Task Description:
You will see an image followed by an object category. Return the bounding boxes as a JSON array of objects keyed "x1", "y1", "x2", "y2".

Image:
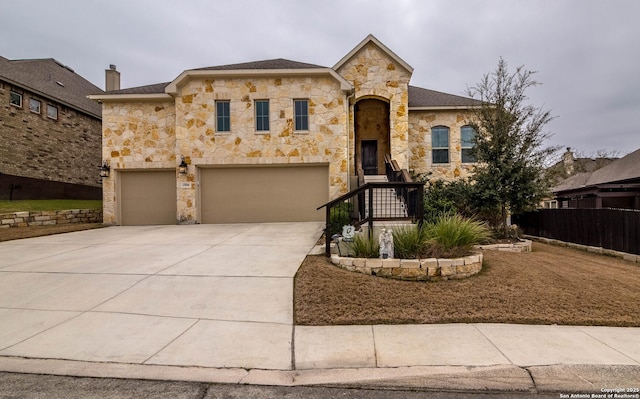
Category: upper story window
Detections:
[
  {"x1": 29, "y1": 98, "x2": 41, "y2": 114},
  {"x1": 294, "y1": 99, "x2": 309, "y2": 131},
  {"x1": 9, "y1": 91, "x2": 22, "y2": 107},
  {"x1": 431, "y1": 126, "x2": 449, "y2": 164},
  {"x1": 461, "y1": 125, "x2": 477, "y2": 163},
  {"x1": 255, "y1": 100, "x2": 269, "y2": 131},
  {"x1": 216, "y1": 100, "x2": 230, "y2": 132},
  {"x1": 46, "y1": 104, "x2": 58, "y2": 120}
]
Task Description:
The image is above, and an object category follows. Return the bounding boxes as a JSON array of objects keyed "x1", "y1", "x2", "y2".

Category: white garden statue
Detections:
[{"x1": 379, "y1": 228, "x2": 394, "y2": 259}]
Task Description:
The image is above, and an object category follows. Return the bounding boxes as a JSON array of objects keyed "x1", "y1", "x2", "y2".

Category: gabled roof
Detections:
[
  {"x1": 194, "y1": 58, "x2": 326, "y2": 71},
  {"x1": 408, "y1": 85, "x2": 483, "y2": 109},
  {"x1": 553, "y1": 147, "x2": 640, "y2": 193},
  {"x1": 0, "y1": 57, "x2": 103, "y2": 118},
  {"x1": 333, "y1": 34, "x2": 414, "y2": 74}
]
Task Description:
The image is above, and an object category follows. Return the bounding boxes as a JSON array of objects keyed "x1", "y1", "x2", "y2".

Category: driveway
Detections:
[{"x1": 0, "y1": 223, "x2": 324, "y2": 370}]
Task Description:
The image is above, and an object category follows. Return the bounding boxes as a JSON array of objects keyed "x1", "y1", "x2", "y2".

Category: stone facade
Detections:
[
  {"x1": 93, "y1": 35, "x2": 480, "y2": 225},
  {"x1": 408, "y1": 110, "x2": 476, "y2": 180},
  {"x1": 0, "y1": 74, "x2": 102, "y2": 200},
  {"x1": 335, "y1": 41, "x2": 412, "y2": 170}
]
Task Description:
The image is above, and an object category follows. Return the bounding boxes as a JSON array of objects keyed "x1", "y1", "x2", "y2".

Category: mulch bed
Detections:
[{"x1": 294, "y1": 242, "x2": 640, "y2": 327}]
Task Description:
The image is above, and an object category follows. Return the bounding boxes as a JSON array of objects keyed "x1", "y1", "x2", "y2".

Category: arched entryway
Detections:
[{"x1": 354, "y1": 98, "x2": 390, "y2": 175}]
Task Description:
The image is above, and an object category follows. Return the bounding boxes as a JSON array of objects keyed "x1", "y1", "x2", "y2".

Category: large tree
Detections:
[{"x1": 466, "y1": 58, "x2": 559, "y2": 236}]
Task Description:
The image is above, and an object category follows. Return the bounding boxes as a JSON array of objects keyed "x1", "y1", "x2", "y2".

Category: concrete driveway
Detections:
[{"x1": 0, "y1": 223, "x2": 324, "y2": 370}]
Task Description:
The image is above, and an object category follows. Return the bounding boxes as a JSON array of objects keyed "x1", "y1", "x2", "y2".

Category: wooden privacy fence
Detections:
[{"x1": 513, "y1": 208, "x2": 640, "y2": 255}]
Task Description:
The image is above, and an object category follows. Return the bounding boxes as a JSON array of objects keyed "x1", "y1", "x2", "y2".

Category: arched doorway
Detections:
[{"x1": 354, "y1": 98, "x2": 390, "y2": 175}]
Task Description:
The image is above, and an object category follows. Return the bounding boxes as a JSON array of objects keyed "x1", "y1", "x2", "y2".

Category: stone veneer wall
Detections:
[
  {"x1": 408, "y1": 110, "x2": 476, "y2": 180},
  {"x1": 335, "y1": 42, "x2": 411, "y2": 171},
  {"x1": 330, "y1": 252, "x2": 483, "y2": 282},
  {"x1": 101, "y1": 101, "x2": 176, "y2": 224},
  {"x1": 101, "y1": 75, "x2": 349, "y2": 224},
  {"x1": 0, "y1": 209, "x2": 102, "y2": 228},
  {"x1": 0, "y1": 82, "x2": 102, "y2": 189}
]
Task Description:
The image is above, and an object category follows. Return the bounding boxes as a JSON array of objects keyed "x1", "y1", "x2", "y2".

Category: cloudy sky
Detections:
[{"x1": 3, "y1": 0, "x2": 639, "y2": 158}]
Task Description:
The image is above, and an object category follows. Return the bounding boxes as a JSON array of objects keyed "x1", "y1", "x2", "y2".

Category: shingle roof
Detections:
[
  {"x1": 408, "y1": 85, "x2": 482, "y2": 108},
  {"x1": 0, "y1": 57, "x2": 103, "y2": 118},
  {"x1": 193, "y1": 58, "x2": 326, "y2": 71},
  {"x1": 553, "y1": 147, "x2": 640, "y2": 192},
  {"x1": 106, "y1": 82, "x2": 170, "y2": 95}
]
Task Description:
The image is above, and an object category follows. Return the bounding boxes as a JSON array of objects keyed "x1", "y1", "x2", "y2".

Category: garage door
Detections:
[
  {"x1": 119, "y1": 170, "x2": 177, "y2": 225},
  {"x1": 200, "y1": 165, "x2": 328, "y2": 223}
]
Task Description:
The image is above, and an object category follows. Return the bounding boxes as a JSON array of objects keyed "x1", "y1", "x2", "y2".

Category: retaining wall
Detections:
[
  {"x1": 0, "y1": 209, "x2": 102, "y2": 228},
  {"x1": 330, "y1": 252, "x2": 483, "y2": 282}
]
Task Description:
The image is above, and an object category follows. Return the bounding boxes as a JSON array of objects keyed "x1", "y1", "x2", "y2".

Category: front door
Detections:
[{"x1": 362, "y1": 140, "x2": 378, "y2": 175}]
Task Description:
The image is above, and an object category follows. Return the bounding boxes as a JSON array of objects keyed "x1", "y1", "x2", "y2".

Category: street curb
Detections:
[{"x1": 1, "y1": 357, "x2": 638, "y2": 393}]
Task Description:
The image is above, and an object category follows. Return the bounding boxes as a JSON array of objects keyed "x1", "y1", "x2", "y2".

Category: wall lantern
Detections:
[
  {"x1": 99, "y1": 161, "x2": 110, "y2": 178},
  {"x1": 178, "y1": 156, "x2": 188, "y2": 175}
]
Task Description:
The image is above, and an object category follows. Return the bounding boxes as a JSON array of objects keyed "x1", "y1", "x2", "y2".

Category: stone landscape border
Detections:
[
  {"x1": 0, "y1": 209, "x2": 103, "y2": 229},
  {"x1": 475, "y1": 239, "x2": 532, "y2": 253},
  {"x1": 330, "y1": 252, "x2": 483, "y2": 281},
  {"x1": 525, "y1": 235, "x2": 639, "y2": 263}
]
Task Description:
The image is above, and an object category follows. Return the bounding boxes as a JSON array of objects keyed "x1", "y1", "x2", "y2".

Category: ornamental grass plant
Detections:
[
  {"x1": 346, "y1": 232, "x2": 380, "y2": 258},
  {"x1": 423, "y1": 214, "x2": 490, "y2": 258},
  {"x1": 391, "y1": 225, "x2": 429, "y2": 259}
]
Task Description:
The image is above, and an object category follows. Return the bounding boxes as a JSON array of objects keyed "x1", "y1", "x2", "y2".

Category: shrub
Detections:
[
  {"x1": 392, "y1": 225, "x2": 429, "y2": 259},
  {"x1": 329, "y1": 202, "x2": 352, "y2": 236},
  {"x1": 423, "y1": 214, "x2": 490, "y2": 258},
  {"x1": 347, "y1": 232, "x2": 380, "y2": 258}
]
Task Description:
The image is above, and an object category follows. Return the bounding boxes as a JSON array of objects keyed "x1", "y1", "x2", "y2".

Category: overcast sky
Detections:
[{"x1": 3, "y1": 0, "x2": 639, "y2": 158}]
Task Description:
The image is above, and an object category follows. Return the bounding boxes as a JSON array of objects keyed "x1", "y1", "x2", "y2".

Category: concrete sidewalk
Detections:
[{"x1": 0, "y1": 224, "x2": 638, "y2": 393}]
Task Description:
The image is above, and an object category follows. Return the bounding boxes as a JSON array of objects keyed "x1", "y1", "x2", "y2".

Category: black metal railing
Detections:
[{"x1": 317, "y1": 181, "x2": 424, "y2": 256}]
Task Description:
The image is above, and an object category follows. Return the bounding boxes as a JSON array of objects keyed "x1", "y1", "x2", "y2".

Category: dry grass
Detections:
[
  {"x1": 294, "y1": 242, "x2": 640, "y2": 327},
  {"x1": 0, "y1": 223, "x2": 104, "y2": 242}
]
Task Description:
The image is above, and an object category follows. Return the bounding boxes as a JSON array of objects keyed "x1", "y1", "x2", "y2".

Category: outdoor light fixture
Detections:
[
  {"x1": 99, "y1": 161, "x2": 110, "y2": 178},
  {"x1": 178, "y1": 156, "x2": 188, "y2": 175}
]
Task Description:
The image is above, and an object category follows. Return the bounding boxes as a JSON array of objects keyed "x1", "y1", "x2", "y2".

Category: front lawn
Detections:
[
  {"x1": 294, "y1": 242, "x2": 640, "y2": 326},
  {"x1": 0, "y1": 200, "x2": 102, "y2": 213}
]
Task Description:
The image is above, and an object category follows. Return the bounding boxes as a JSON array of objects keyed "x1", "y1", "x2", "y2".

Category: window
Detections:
[
  {"x1": 294, "y1": 99, "x2": 309, "y2": 131},
  {"x1": 29, "y1": 98, "x2": 41, "y2": 114},
  {"x1": 461, "y1": 125, "x2": 477, "y2": 163},
  {"x1": 216, "y1": 100, "x2": 230, "y2": 132},
  {"x1": 255, "y1": 100, "x2": 269, "y2": 131},
  {"x1": 46, "y1": 104, "x2": 58, "y2": 120},
  {"x1": 431, "y1": 126, "x2": 449, "y2": 164},
  {"x1": 9, "y1": 91, "x2": 22, "y2": 107}
]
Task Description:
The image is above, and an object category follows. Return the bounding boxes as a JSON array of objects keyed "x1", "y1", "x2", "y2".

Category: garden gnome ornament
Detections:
[{"x1": 379, "y1": 228, "x2": 394, "y2": 259}]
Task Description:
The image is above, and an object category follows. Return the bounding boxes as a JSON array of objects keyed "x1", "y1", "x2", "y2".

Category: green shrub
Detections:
[
  {"x1": 329, "y1": 202, "x2": 352, "y2": 236},
  {"x1": 423, "y1": 214, "x2": 490, "y2": 258},
  {"x1": 392, "y1": 225, "x2": 428, "y2": 259},
  {"x1": 347, "y1": 232, "x2": 380, "y2": 258}
]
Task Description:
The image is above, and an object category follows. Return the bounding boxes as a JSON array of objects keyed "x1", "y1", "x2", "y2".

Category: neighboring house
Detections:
[
  {"x1": 543, "y1": 147, "x2": 618, "y2": 208},
  {"x1": 0, "y1": 56, "x2": 104, "y2": 200},
  {"x1": 553, "y1": 147, "x2": 640, "y2": 209},
  {"x1": 90, "y1": 34, "x2": 481, "y2": 225}
]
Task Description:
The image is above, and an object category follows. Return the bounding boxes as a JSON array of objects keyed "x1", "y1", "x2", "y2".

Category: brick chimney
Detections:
[{"x1": 105, "y1": 64, "x2": 120, "y2": 91}]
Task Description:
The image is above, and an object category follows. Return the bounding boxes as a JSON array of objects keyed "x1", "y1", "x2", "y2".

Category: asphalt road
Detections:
[{"x1": 0, "y1": 372, "x2": 563, "y2": 399}]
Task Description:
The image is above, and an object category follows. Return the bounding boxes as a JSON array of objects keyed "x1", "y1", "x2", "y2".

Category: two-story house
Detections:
[
  {"x1": 0, "y1": 56, "x2": 103, "y2": 200},
  {"x1": 90, "y1": 35, "x2": 481, "y2": 225}
]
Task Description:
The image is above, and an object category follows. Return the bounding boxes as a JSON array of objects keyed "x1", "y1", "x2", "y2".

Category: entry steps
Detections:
[{"x1": 362, "y1": 175, "x2": 408, "y2": 218}]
